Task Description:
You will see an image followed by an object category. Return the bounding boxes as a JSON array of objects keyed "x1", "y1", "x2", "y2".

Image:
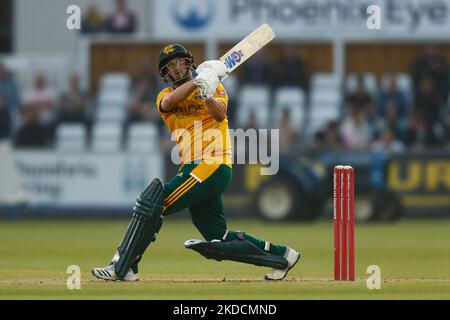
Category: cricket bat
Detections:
[{"x1": 220, "y1": 23, "x2": 276, "y2": 73}]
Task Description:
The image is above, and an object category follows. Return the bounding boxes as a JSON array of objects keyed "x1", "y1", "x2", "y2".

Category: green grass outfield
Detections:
[{"x1": 0, "y1": 218, "x2": 449, "y2": 299}]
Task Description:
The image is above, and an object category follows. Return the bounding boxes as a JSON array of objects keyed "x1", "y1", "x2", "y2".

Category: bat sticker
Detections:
[{"x1": 223, "y1": 50, "x2": 244, "y2": 69}]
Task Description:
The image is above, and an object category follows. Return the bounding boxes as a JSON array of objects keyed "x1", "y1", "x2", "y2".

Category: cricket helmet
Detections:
[{"x1": 158, "y1": 44, "x2": 196, "y2": 84}]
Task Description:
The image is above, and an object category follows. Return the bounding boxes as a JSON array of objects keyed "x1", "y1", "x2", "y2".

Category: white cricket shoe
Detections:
[
  {"x1": 91, "y1": 264, "x2": 139, "y2": 282},
  {"x1": 264, "y1": 247, "x2": 300, "y2": 281}
]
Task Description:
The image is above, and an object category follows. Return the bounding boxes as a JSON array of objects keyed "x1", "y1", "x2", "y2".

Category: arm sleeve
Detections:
[
  {"x1": 213, "y1": 84, "x2": 228, "y2": 107},
  {"x1": 156, "y1": 89, "x2": 170, "y2": 113}
]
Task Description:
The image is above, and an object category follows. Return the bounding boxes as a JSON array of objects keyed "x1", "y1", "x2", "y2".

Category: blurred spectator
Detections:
[
  {"x1": 222, "y1": 74, "x2": 238, "y2": 126},
  {"x1": 15, "y1": 105, "x2": 51, "y2": 148},
  {"x1": 237, "y1": 112, "x2": 260, "y2": 161},
  {"x1": 240, "y1": 51, "x2": 272, "y2": 85},
  {"x1": 372, "y1": 126, "x2": 405, "y2": 153},
  {"x1": 133, "y1": 58, "x2": 160, "y2": 94},
  {"x1": 413, "y1": 45, "x2": 449, "y2": 105},
  {"x1": 134, "y1": 58, "x2": 164, "y2": 121},
  {"x1": 125, "y1": 59, "x2": 162, "y2": 134},
  {"x1": 56, "y1": 73, "x2": 91, "y2": 130},
  {"x1": 378, "y1": 75, "x2": 409, "y2": 117},
  {"x1": 404, "y1": 112, "x2": 438, "y2": 149},
  {"x1": 23, "y1": 73, "x2": 57, "y2": 126},
  {"x1": 0, "y1": 94, "x2": 11, "y2": 139},
  {"x1": 374, "y1": 101, "x2": 408, "y2": 142},
  {"x1": 323, "y1": 120, "x2": 344, "y2": 150},
  {"x1": 126, "y1": 77, "x2": 159, "y2": 128},
  {"x1": 272, "y1": 46, "x2": 309, "y2": 91},
  {"x1": 309, "y1": 121, "x2": 345, "y2": 153},
  {"x1": 159, "y1": 126, "x2": 176, "y2": 153},
  {"x1": 310, "y1": 121, "x2": 344, "y2": 152},
  {"x1": 278, "y1": 108, "x2": 300, "y2": 154},
  {"x1": 244, "y1": 112, "x2": 259, "y2": 131},
  {"x1": 414, "y1": 77, "x2": 442, "y2": 127},
  {"x1": 444, "y1": 103, "x2": 450, "y2": 145},
  {"x1": 340, "y1": 107, "x2": 372, "y2": 150},
  {"x1": 345, "y1": 76, "x2": 374, "y2": 117},
  {"x1": 0, "y1": 63, "x2": 21, "y2": 113},
  {"x1": 311, "y1": 131, "x2": 326, "y2": 153},
  {"x1": 106, "y1": 0, "x2": 137, "y2": 34},
  {"x1": 81, "y1": 5, "x2": 105, "y2": 34}
]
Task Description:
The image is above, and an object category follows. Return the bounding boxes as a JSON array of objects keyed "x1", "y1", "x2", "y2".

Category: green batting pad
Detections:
[
  {"x1": 185, "y1": 239, "x2": 288, "y2": 270},
  {"x1": 114, "y1": 178, "x2": 165, "y2": 278}
]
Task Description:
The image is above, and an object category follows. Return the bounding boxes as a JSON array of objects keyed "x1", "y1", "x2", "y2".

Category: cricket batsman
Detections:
[{"x1": 92, "y1": 44, "x2": 300, "y2": 282}]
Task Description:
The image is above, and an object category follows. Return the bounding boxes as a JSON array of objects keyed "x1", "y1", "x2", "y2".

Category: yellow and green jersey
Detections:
[{"x1": 156, "y1": 84, "x2": 232, "y2": 182}]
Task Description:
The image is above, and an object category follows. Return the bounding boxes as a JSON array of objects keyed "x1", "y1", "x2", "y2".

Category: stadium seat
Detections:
[
  {"x1": 311, "y1": 88, "x2": 341, "y2": 106},
  {"x1": 236, "y1": 85, "x2": 270, "y2": 128},
  {"x1": 31, "y1": 55, "x2": 72, "y2": 91},
  {"x1": 3, "y1": 56, "x2": 31, "y2": 70},
  {"x1": 312, "y1": 73, "x2": 341, "y2": 90},
  {"x1": 309, "y1": 85, "x2": 342, "y2": 135},
  {"x1": 222, "y1": 74, "x2": 238, "y2": 99},
  {"x1": 100, "y1": 73, "x2": 131, "y2": 91},
  {"x1": 56, "y1": 124, "x2": 87, "y2": 152},
  {"x1": 346, "y1": 73, "x2": 378, "y2": 95},
  {"x1": 127, "y1": 123, "x2": 158, "y2": 152},
  {"x1": 308, "y1": 104, "x2": 341, "y2": 135},
  {"x1": 98, "y1": 88, "x2": 129, "y2": 107},
  {"x1": 395, "y1": 73, "x2": 413, "y2": 95},
  {"x1": 2, "y1": 56, "x2": 33, "y2": 90},
  {"x1": 273, "y1": 87, "x2": 305, "y2": 128},
  {"x1": 381, "y1": 73, "x2": 414, "y2": 105},
  {"x1": 345, "y1": 74, "x2": 357, "y2": 93},
  {"x1": 381, "y1": 73, "x2": 412, "y2": 93},
  {"x1": 364, "y1": 73, "x2": 378, "y2": 94},
  {"x1": 92, "y1": 124, "x2": 122, "y2": 152},
  {"x1": 96, "y1": 106, "x2": 126, "y2": 123}
]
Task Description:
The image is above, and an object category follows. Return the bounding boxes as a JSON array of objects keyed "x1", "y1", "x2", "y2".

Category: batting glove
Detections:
[
  {"x1": 196, "y1": 60, "x2": 229, "y2": 82},
  {"x1": 194, "y1": 69, "x2": 220, "y2": 101}
]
